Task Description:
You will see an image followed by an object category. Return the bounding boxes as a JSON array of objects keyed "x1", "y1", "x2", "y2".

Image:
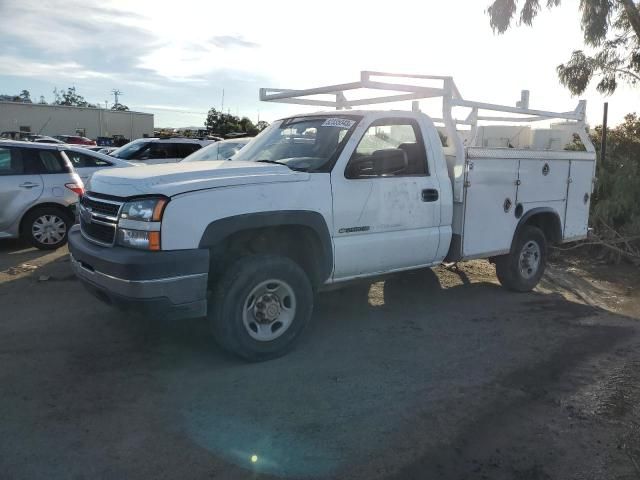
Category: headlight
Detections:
[
  {"x1": 117, "y1": 228, "x2": 161, "y2": 250},
  {"x1": 117, "y1": 197, "x2": 167, "y2": 250},
  {"x1": 120, "y1": 197, "x2": 167, "y2": 222}
]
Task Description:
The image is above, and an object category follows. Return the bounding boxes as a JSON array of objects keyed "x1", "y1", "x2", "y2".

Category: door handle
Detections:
[
  {"x1": 421, "y1": 188, "x2": 439, "y2": 202},
  {"x1": 19, "y1": 182, "x2": 40, "y2": 189}
]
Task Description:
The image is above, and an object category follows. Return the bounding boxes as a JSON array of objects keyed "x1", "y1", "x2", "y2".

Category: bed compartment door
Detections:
[
  {"x1": 462, "y1": 159, "x2": 519, "y2": 257},
  {"x1": 517, "y1": 159, "x2": 570, "y2": 203},
  {"x1": 564, "y1": 160, "x2": 594, "y2": 240}
]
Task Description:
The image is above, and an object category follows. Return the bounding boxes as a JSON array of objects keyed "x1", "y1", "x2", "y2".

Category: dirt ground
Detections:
[{"x1": 1, "y1": 240, "x2": 639, "y2": 480}]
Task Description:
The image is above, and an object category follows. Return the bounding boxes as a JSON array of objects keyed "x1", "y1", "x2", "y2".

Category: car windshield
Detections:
[
  {"x1": 110, "y1": 139, "x2": 148, "y2": 159},
  {"x1": 182, "y1": 140, "x2": 249, "y2": 162},
  {"x1": 232, "y1": 116, "x2": 360, "y2": 171}
]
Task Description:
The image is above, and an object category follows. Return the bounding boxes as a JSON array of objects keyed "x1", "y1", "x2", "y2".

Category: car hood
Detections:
[{"x1": 88, "y1": 160, "x2": 308, "y2": 197}]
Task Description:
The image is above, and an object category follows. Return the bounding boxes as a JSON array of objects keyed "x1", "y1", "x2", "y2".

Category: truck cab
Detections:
[{"x1": 68, "y1": 72, "x2": 596, "y2": 361}]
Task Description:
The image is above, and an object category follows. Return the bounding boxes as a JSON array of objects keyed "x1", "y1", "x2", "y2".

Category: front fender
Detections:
[{"x1": 199, "y1": 210, "x2": 333, "y2": 282}]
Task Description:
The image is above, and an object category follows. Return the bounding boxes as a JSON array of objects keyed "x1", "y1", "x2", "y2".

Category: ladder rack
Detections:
[{"x1": 260, "y1": 71, "x2": 587, "y2": 122}]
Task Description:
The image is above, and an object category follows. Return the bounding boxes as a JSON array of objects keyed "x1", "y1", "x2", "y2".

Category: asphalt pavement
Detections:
[{"x1": 1, "y1": 241, "x2": 639, "y2": 479}]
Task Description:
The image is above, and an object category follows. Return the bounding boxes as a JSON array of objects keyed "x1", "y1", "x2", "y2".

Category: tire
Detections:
[
  {"x1": 209, "y1": 254, "x2": 314, "y2": 361},
  {"x1": 495, "y1": 225, "x2": 547, "y2": 292},
  {"x1": 22, "y1": 206, "x2": 73, "y2": 250}
]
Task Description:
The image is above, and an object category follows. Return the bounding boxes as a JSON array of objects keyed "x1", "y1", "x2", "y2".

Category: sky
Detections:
[{"x1": 0, "y1": 0, "x2": 637, "y2": 128}]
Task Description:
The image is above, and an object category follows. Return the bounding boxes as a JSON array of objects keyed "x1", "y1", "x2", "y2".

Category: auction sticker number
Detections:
[{"x1": 322, "y1": 118, "x2": 356, "y2": 129}]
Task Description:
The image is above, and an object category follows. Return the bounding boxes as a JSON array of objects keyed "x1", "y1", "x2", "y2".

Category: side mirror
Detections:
[{"x1": 347, "y1": 148, "x2": 408, "y2": 178}]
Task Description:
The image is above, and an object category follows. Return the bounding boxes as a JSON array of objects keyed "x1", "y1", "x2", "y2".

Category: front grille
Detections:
[
  {"x1": 79, "y1": 194, "x2": 123, "y2": 246},
  {"x1": 80, "y1": 217, "x2": 116, "y2": 245},
  {"x1": 81, "y1": 196, "x2": 119, "y2": 218}
]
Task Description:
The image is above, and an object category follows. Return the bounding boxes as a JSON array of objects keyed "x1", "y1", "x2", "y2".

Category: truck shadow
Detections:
[{"x1": 119, "y1": 267, "x2": 502, "y2": 363}]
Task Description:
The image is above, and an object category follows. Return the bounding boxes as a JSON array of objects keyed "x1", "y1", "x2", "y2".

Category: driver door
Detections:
[{"x1": 331, "y1": 118, "x2": 442, "y2": 280}]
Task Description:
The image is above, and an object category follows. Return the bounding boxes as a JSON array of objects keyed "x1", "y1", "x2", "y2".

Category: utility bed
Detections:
[{"x1": 449, "y1": 146, "x2": 595, "y2": 260}]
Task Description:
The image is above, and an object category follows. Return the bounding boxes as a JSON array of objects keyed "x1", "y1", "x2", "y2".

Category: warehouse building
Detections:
[{"x1": 0, "y1": 102, "x2": 153, "y2": 140}]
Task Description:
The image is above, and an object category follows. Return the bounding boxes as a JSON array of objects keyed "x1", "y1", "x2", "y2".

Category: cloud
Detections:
[
  {"x1": 0, "y1": 0, "x2": 148, "y2": 54},
  {"x1": 0, "y1": 0, "x2": 266, "y2": 92},
  {"x1": 0, "y1": 53, "x2": 169, "y2": 92},
  {"x1": 0, "y1": 55, "x2": 112, "y2": 80},
  {"x1": 0, "y1": 0, "x2": 161, "y2": 85},
  {"x1": 208, "y1": 35, "x2": 259, "y2": 49}
]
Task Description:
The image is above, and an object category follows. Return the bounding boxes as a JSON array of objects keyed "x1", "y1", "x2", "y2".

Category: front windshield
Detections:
[
  {"x1": 232, "y1": 116, "x2": 360, "y2": 171},
  {"x1": 110, "y1": 139, "x2": 148, "y2": 159},
  {"x1": 182, "y1": 141, "x2": 248, "y2": 162}
]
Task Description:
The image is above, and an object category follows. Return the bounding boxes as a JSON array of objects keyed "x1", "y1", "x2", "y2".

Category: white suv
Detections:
[{"x1": 109, "y1": 138, "x2": 214, "y2": 164}]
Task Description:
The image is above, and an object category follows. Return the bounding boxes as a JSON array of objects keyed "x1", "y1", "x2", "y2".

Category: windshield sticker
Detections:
[{"x1": 321, "y1": 118, "x2": 356, "y2": 129}]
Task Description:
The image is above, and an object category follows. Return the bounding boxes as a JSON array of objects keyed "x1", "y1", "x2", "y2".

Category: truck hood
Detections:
[{"x1": 88, "y1": 160, "x2": 309, "y2": 197}]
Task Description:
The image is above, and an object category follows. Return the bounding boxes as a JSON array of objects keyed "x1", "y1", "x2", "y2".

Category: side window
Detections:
[
  {"x1": 346, "y1": 119, "x2": 428, "y2": 179},
  {"x1": 66, "y1": 151, "x2": 111, "y2": 168},
  {"x1": 22, "y1": 150, "x2": 69, "y2": 174},
  {"x1": 175, "y1": 143, "x2": 201, "y2": 158},
  {"x1": 38, "y1": 151, "x2": 66, "y2": 173},
  {"x1": 0, "y1": 148, "x2": 24, "y2": 175},
  {"x1": 135, "y1": 143, "x2": 179, "y2": 160}
]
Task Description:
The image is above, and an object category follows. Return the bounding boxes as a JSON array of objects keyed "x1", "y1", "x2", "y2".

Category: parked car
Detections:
[
  {"x1": 109, "y1": 137, "x2": 214, "y2": 164},
  {"x1": 97, "y1": 147, "x2": 117, "y2": 155},
  {"x1": 96, "y1": 135, "x2": 130, "y2": 148},
  {"x1": 26, "y1": 135, "x2": 65, "y2": 144},
  {"x1": 68, "y1": 73, "x2": 596, "y2": 361},
  {"x1": 181, "y1": 137, "x2": 252, "y2": 162},
  {"x1": 1, "y1": 131, "x2": 26, "y2": 140},
  {"x1": 61, "y1": 146, "x2": 141, "y2": 186},
  {"x1": 0, "y1": 140, "x2": 83, "y2": 249},
  {"x1": 54, "y1": 135, "x2": 97, "y2": 146}
]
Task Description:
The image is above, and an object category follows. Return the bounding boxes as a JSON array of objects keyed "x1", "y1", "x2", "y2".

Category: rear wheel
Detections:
[
  {"x1": 209, "y1": 254, "x2": 314, "y2": 361},
  {"x1": 23, "y1": 207, "x2": 72, "y2": 250},
  {"x1": 496, "y1": 225, "x2": 547, "y2": 292}
]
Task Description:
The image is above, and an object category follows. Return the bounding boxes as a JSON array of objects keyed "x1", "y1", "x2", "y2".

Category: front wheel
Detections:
[
  {"x1": 209, "y1": 255, "x2": 314, "y2": 361},
  {"x1": 495, "y1": 225, "x2": 547, "y2": 292},
  {"x1": 23, "y1": 207, "x2": 72, "y2": 250}
]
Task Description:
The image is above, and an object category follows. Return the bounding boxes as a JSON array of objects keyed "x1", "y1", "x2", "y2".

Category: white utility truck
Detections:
[{"x1": 69, "y1": 72, "x2": 596, "y2": 361}]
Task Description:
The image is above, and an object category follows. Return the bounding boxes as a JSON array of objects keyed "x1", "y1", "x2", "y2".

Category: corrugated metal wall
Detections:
[{"x1": 0, "y1": 102, "x2": 154, "y2": 139}]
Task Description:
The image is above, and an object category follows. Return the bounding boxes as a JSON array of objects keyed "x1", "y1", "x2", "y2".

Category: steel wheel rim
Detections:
[
  {"x1": 519, "y1": 240, "x2": 541, "y2": 279},
  {"x1": 242, "y1": 279, "x2": 297, "y2": 342},
  {"x1": 32, "y1": 214, "x2": 66, "y2": 245}
]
